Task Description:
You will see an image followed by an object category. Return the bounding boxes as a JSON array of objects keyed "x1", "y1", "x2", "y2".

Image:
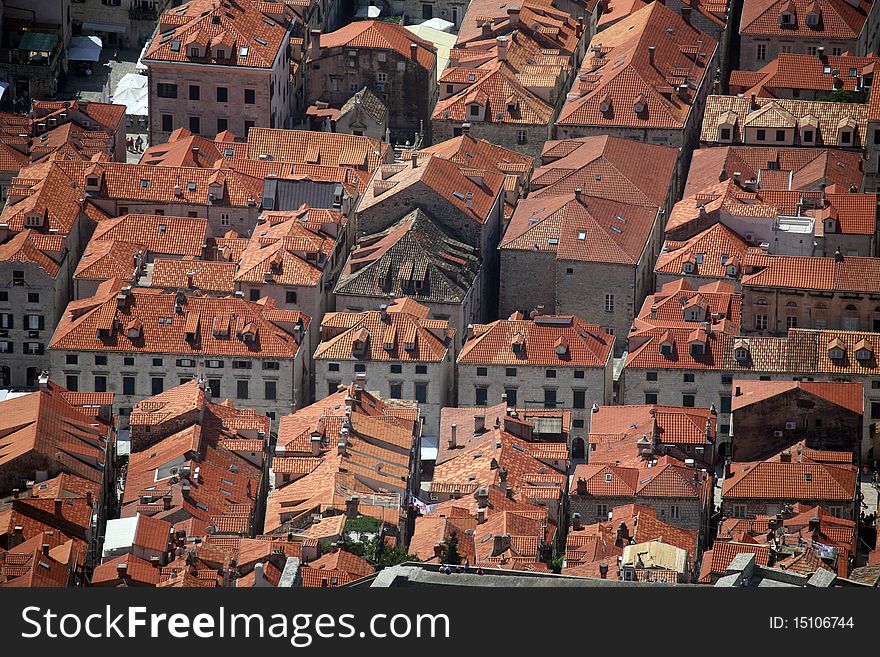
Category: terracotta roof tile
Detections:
[{"x1": 740, "y1": 0, "x2": 871, "y2": 39}]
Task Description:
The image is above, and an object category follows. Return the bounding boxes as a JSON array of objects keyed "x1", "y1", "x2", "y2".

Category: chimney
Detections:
[
  {"x1": 648, "y1": 46, "x2": 656, "y2": 66},
  {"x1": 474, "y1": 415, "x2": 485, "y2": 434},
  {"x1": 309, "y1": 30, "x2": 321, "y2": 57},
  {"x1": 615, "y1": 521, "x2": 630, "y2": 547},
  {"x1": 54, "y1": 499, "x2": 63, "y2": 518},
  {"x1": 507, "y1": 6, "x2": 521, "y2": 26},
  {"x1": 817, "y1": 46, "x2": 826, "y2": 62},
  {"x1": 42, "y1": 543, "x2": 50, "y2": 557},
  {"x1": 735, "y1": 386, "x2": 742, "y2": 397},
  {"x1": 116, "y1": 563, "x2": 129, "y2": 580},
  {"x1": 496, "y1": 36, "x2": 508, "y2": 62},
  {"x1": 337, "y1": 427, "x2": 349, "y2": 455},
  {"x1": 681, "y1": 6, "x2": 691, "y2": 23},
  {"x1": 492, "y1": 533, "x2": 511, "y2": 556},
  {"x1": 86, "y1": 491, "x2": 93, "y2": 508},
  {"x1": 448, "y1": 423, "x2": 458, "y2": 449},
  {"x1": 572, "y1": 512, "x2": 582, "y2": 531},
  {"x1": 574, "y1": 187, "x2": 582, "y2": 202},
  {"x1": 724, "y1": 459, "x2": 732, "y2": 478},
  {"x1": 650, "y1": 304, "x2": 658, "y2": 320},
  {"x1": 598, "y1": 563, "x2": 609, "y2": 579},
  {"x1": 476, "y1": 487, "x2": 489, "y2": 508},
  {"x1": 476, "y1": 507, "x2": 486, "y2": 523},
  {"x1": 410, "y1": 151, "x2": 418, "y2": 168},
  {"x1": 11, "y1": 525, "x2": 24, "y2": 547},
  {"x1": 576, "y1": 477, "x2": 587, "y2": 494},
  {"x1": 461, "y1": 122, "x2": 471, "y2": 135},
  {"x1": 187, "y1": 271, "x2": 195, "y2": 288},
  {"x1": 779, "y1": 451, "x2": 792, "y2": 463},
  {"x1": 410, "y1": 43, "x2": 418, "y2": 60},
  {"x1": 750, "y1": 92, "x2": 757, "y2": 109},
  {"x1": 808, "y1": 516, "x2": 821, "y2": 533},
  {"x1": 481, "y1": 21, "x2": 491, "y2": 37},
  {"x1": 834, "y1": 247, "x2": 844, "y2": 263},
  {"x1": 465, "y1": 191, "x2": 474, "y2": 210},
  {"x1": 38, "y1": 371, "x2": 50, "y2": 391},
  {"x1": 345, "y1": 496, "x2": 359, "y2": 519}
]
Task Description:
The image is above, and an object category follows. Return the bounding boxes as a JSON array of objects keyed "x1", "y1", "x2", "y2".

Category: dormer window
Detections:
[
  {"x1": 856, "y1": 347, "x2": 872, "y2": 361},
  {"x1": 779, "y1": 11, "x2": 794, "y2": 26},
  {"x1": 806, "y1": 11, "x2": 820, "y2": 27},
  {"x1": 718, "y1": 126, "x2": 732, "y2": 141},
  {"x1": 660, "y1": 342, "x2": 673, "y2": 357},
  {"x1": 633, "y1": 93, "x2": 647, "y2": 114},
  {"x1": 690, "y1": 343, "x2": 705, "y2": 357},
  {"x1": 734, "y1": 346, "x2": 749, "y2": 362},
  {"x1": 726, "y1": 264, "x2": 738, "y2": 277},
  {"x1": 683, "y1": 261, "x2": 695, "y2": 274},
  {"x1": 829, "y1": 347, "x2": 845, "y2": 360},
  {"x1": 87, "y1": 176, "x2": 99, "y2": 187},
  {"x1": 468, "y1": 104, "x2": 480, "y2": 117},
  {"x1": 216, "y1": 49, "x2": 225, "y2": 59},
  {"x1": 599, "y1": 94, "x2": 612, "y2": 113},
  {"x1": 839, "y1": 129, "x2": 853, "y2": 145},
  {"x1": 189, "y1": 47, "x2": 200, "y2": 57}
]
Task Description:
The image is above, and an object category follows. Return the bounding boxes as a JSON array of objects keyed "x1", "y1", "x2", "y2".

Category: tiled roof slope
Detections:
[
  {"x1": 246, "y1": 129, "x2": 390, "y2": 170},
  {"x1": 683, "y1": 147, "x2": 865, "y2": 196},
  {"x1": 655, "y1": 223, "x2": 752, "y2": 281},
  {"x1": 416, "y1": 134, "x2": 535, "y2": 176},
  {"x1": 741, "y1": 252, "x2": 880, "y2": 292},
  {"x1": 315, "y1": 300, "x2": 452, "y2": 362},
  {"x1": 571, "y1": 456, "x2": 704, "y2": 499},
  {"x1": 500, "y1": 193, "x2": 659, "y2": 265},
  {"x1": 49, "y1": 284, "x2": 308, "y2": 358},
  {"x1": 458, "y1": 313, "x2": 614, "y2": 366},
  {"x1": 334, "y1": 209, "x2": 479, "y2": 304},
  {"x1": 730, "y1": 54, "x2": 880, "y2": 96},
  {"x1": 740, "y1": 0, "x2": 872, "y2": 39},
  {"x1": 558, "y1": 2, "x2": 717, "y2": 129},
  {"x1": 730, "y1": 379, "x2": 863, "y2": 414},
  {"x1": 633, "y1": 279, "x2": 742, "y2": 333},
  {"x1": 0, "y1": 381, "x2": 110, "y2": 485},
  {"x1": 145, "y1": 0, "x2": 292, "y2": 68},
  {"x1": 149, "y1": 259, "x2": 237, "y2": 293},
  {"x1": 531, "y1": 136, "x2": 679, "y2": 208},
  {"x1": 723, "y1": 455, "x2": 857, "y2": 502},
  {"x1": 0, "y1": 230, "x2": 62, "y2": 278},
  {"x1": 320, "y1": 20, "x2": 436, "y2": 71}
]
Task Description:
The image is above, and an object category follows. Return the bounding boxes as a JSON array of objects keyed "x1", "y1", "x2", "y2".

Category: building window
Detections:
[
  {"x1": 415, "y1": 383, "x2": 428, "y2": 403},
  {"x1": 208, "y1": 379, "x2": 221, "y2": 398},
  {"x1": 66, "y1": 354, "x2": 79, "y2": 365},
  {"x1": 476, "y1": 366, "x2": 488, "y2": 376},
  {"x1": 596, "y1": 504, "x2": 608, "y2": 518},
  {"x1": 721, "y1": 375, "x2": 733, "y2": 385},
  {"x1": 390, "y1": 383, "x2": 402, "y2": 399},
  {"x1": 389, "y1": 364, "x2": 402, "y2": 374},
  {"x1": 720, "y1": 394, "x2": 732, "y2": 414},
  {"x1": 328, "y1": 381, "x2": 340, "y2": 395},
  {"x1": 682, "y1": 394, "x2": 695, "y2": 407},
  {"x1": 265, "y1": 381, "x2": 277, "y2": 400},
  {"x1": 604, "y1": 294, "x2": 614, "y2": 313},
  {"x1": 670, "y1": 505, "x2": 680, "y2": 520},
  {"x1": 646, "y1": 371, "x2": 658, "y2": 382},
  {"x1": 377, "y1": 72, "x2": 387, "y2": 84},
  {"x1": 285, "y1": 291, "x2": 297, "y2": 304},
  {"x1": 573, "y1": 390, "x2": 586, "y2": 409},
  {"x1": 95, "y1": 354, "x2": 107, "y2": 366},
  {"x1": 544, "y1": 389, "x2": 557, "y2": 408},
  {"x1": 250, "y1": 289, "x2": 260, "y2": 301},
  {"x1": 27, "y1": 293, "x2": 39, "y2": 304},
  {"x1": 152, "y1": 358, "x2": 163, "y2": 367},
  {"x1": 217, "y1": 86, "x2": 228, "y2": 102},
  {"x1": 756, "y1": 44, "x2": 767, "y2": 60},
  {"x1": 189, "y1": 85, "x2": 200, "y2": 100},
  {"x1": 162, "y1": 114, "x2": 173, "y2": 132},
  {"x1": 573, "y1": 419, "x2": 584, "y2": 428},
  {"x1": 244, "y1": 89, "x2": 256, "y2": 104},
  {"x1": 124, "y1": 357, "x2": 135, "y2": 366},
  {"x1": 354, "y1": 363, "x2": 366, "y2": 373},
  {"x1": 122, "y1": 377, "x2": 136, "y2": 395},
  {"x1": 505, "y1": 388, "x2": 517, "y2": 406},
  {"x1": 94, "y1": 375, "x2": 107, "y2": 392},
  {"x1": 645, "y1": 392, "x2": 658, "y2": 404},
  {"x1": 245, "y1": 121, "x2": 255, "y2": 135},
  {"x1": 206, "y1": 360, "x2": 224, "y2": 368},
  {"x1": 151, "y1": 377, "x2": 164, "y2": 395},
  {"x1": 517, "y1": 130, "x2": 527, "y2": 144},
  {"x1": 0, "y1": 313, "x2": 12, "y2": 329},
  {"x1": 415, "y1": 365, "x2": 428, "y2": 374},
  {"x1": 719, "y1": 127, "x2": 731, "y2": 141},
  {"x1": 546, "y1": 369, "x2": 556, "y2": 378},
  {"x1": 731, "y1": 504, "x2": 747, "y2": 518},
  {"x1": 683, "y1": 373, "x2": 695, "y2": 383},
  {"x1": 574, "y1": 370, "x2": 585, "y2": 379},
  {"x1": 157, "y1": 83, "x2": 177, "y2": 98},
  {"x1": 475, "y1": 387, "x2": 488, "y2": 405},
  {"x1": 66, "y1": 375, "x2": 79, "y2": 391},
  {"x1": 756, "y1": 315, "x2": 768, "y2": 330},
  {"x1": 217, "y1": 118, "x2": 228, "y2": 133},
  {"x1": 237, "y1": 380, "x2": 249, "y2": 399},
  {"x1": 506, "y1": 367, "x2": 517, "y2": 377},
  {"x1": 756, "y1": 129, "x2": 766, "y2": 141},
  {"x1": 189, "y1": 116, "x2": 200, "y2": 134},
  {"x1": 786, "y1": 316, "x2": 798, "y2": 329},
  {"x1": 871, "y1": 402, "x2": 880, "y2": 419}
]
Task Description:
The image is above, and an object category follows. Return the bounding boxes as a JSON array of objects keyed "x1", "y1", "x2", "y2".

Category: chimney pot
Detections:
[
  {"x1": 598, "y1": 563, "x2": 609, "y2": 579},
  {"x1": 449, "y1": 423, "x2": 458, "y2": 448},
  {"x1": 572, "y1": 512, "x2": 582, "y2": 531},
  {"x1": 42, "y1": 543, "x2": 50, "y2": 556}
]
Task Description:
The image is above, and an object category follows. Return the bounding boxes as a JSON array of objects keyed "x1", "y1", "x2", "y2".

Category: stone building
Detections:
[
  {"x1": 740, "y1": 252, "x2": 880, "y2": 334},
  {"x1": 738, "y1": 0, "x2": 880, "y2": 72},
  {"x1": 334, "y1": 208, "x2": 481, "y2": 343},
  {"x1": 729, "y1": 380, "x2": 863, "y2": 460},
  {"x1": 457, "y1": 313, "x2": 614, "y2": 436},
  {"x1": 569, "y1": 456, "x2": 712, "y2": 533},
  {"x1": 721, "y1": 445, "x2": 859, "y2": 520},
  {"x1": 334, "y1": 88, "x2": 389, "y2": 140},
  {"x1": 556, "y1": 2, "x2": 718, "y2": 181},
  {"x1": 48, "y1": 282, "x2": 310, "y2": 423},
  {"x1": 305, "y1": 20, "x2": 437, "y2": 143},
  {"x1": 313, "y1": 298, "x2": 454, "y2": 436},
  {"x1": 143, "y1": 0, "x2": 297, "y2": 144}
]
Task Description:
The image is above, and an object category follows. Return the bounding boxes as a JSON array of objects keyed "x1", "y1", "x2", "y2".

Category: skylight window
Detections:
[
  {"x1": 577, "y1": 231, "x2": 586, "y2": 240},
  {"x1": 610, "y1": 225, "x2": 623, "y2": 234},
  {"x1": 254, "y1": 37, "x2": 268, "y2": 46},
  {"x1": 187, "y1": 182, "x2": 196, "y2": 191},
  {"x1": 614, "y1": 214, "x2": 626, "y2": 223},
  {"x1": 239, "y1": 46, "x2": 249, "y2": 57},
  {"x1": 140, "y1": 179, "x2": 149, "y2": 188}
]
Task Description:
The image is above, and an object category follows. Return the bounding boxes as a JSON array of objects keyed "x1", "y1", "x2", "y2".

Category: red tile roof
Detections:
[
  {"x1": 634, "y1": 278, "x2": 741, "y2": 333},
  {"x1": 50, "y1": 284, "x2": 307, "y2": 358},
  {"x1": 572, "y1": 456, "x2": 705, "y2": 499},
  {"x1": 730, "y1": 379, "x2": 863, "y2": 414},
  {"x1": 245, "y1": 129, "x2": 390, "y2": 170},
  {"x1": 558, "y1": 2, "x2": 717, "y2": 129},
  {"x1": 0, "y1": 230, "x2": 62, "y2": 278},
  {"x1": 740, "y1": 0, "x2": 871, "y2": 39},
  {"x1": 731, "y1": 54, "x2": 880, "y2": 96},
  {"x1": 149, "y1": 259, "x2": 236, "y2": 293},
  {"x1": 723, "y1": 455, "x2": 857, "y2": 502},
  {"x1": 92, "y1": 554, "x2": 160, "y2": 587},
  {"x1": 319, "y1": 20, "x2": 436, "y2": 71},
  {"x1": 145, "y1": 0, "x2": 292, "y2": 68},
  {"x1": 532, "y1": 136, "x2": 679, "y2": 209},
  {"x1": 458, "y1": 313, "x2": 613, "y2": 367},
  {"x1": 655, "y1": 223, "x2": 752, "y2": 281},
  {"x1": 698, "y1": 541, "x2": 771, "y2": 582}
]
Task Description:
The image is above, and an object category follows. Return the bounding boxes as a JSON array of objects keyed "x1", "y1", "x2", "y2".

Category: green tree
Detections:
[
  {"x1": 817, "y1": 89, "x2": 855, "y2": 103},
  {"x1": 443, "y1": 531, "x2": 462, "y2": 565},
  {"x1": 550, "y1": 555, "x2": 565, "y2": 574}
]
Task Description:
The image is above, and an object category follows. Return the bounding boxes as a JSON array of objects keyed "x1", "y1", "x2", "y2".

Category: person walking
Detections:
[
  {"x1": 135, "y1": 136, "x2": 143, "y2": 152},
  {"x1": 127, "y1": 137, "x2": 134, "y2": 152}
]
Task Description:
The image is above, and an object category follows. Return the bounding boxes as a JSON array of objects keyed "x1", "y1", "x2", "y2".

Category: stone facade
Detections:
[
  {"x1": 305, "y1": 26, "x2": 437, "y2": 144},
  {"x1": 431, "y1": 120, "x2": 551, "y2": 159},
  {"x1": 402, "y1": 0, "x2": 468, "y2": 26},
  {"x1": 70, "y1": 0, "x2": 173, "y2": 48},
  {"x1": 569, "y1": 492, "x2": 705, "y2": 531}
]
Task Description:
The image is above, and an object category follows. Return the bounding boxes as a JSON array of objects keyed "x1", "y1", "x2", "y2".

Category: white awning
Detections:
[
  {"x1": 68, "y1": 35, "x2": 103, "y2": 62},
  {"x1": 81, "y1": 21, "x2": 128, "y2": 34},
  {"x1": 112, "y1": 73, "x2": 148, "y2": 116}
]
